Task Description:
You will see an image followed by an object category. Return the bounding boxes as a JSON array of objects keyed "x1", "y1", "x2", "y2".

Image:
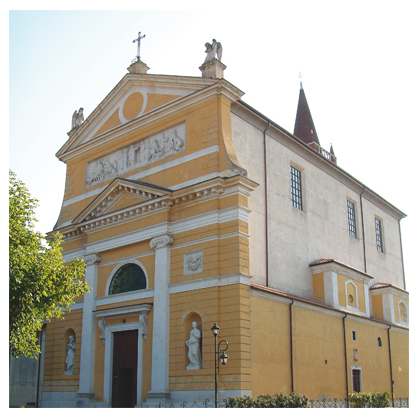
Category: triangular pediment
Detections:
[
  {"x1": 72, "y1": 177, "x2": 171, "y2": 224},
  {"x1": 57, "y1": 73, "x2": 218, "y2": 159}
]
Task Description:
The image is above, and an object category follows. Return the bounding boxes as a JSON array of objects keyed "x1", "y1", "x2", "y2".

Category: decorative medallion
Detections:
[{"x1": 184, "y1": 250, "x2": 204, "y2": 275}]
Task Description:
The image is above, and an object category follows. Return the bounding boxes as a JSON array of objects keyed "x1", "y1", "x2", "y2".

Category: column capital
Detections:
[
  {"x1": 150, "y1": 234, "x2": 173, "y2": 249},
  {"x1": 84, "y1": 253, "x2": 101, "y2": 266}
]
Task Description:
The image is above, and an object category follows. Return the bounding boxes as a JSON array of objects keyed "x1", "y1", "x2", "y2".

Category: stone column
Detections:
[
  {"x1": 147, "y1": 234, "x2": 173, "y2": 404},
  {"x1": 77, "y1": 253, "x2": 101, "y2": 405}
]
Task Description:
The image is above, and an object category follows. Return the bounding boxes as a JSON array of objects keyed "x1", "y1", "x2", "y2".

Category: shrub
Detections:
[
  {"x1": 226, "y1": 392, "x2": 308, "y2": 408},
  {"x1": 348, "y1": 391, "x2": 390, "y2": 408}
]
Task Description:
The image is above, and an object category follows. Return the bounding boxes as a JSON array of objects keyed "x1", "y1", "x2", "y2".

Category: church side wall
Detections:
[
  {"x1": 230, "y1": 112, "x2": 405, "y2": 297},
  {"x1": 250, "y1": 289, "x2": 408, "y2": 399}
]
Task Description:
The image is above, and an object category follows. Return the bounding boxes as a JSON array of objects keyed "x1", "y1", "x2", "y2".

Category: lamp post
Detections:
[{"x1": 211, "y1": 323, "x2": 229, "y2": 408}]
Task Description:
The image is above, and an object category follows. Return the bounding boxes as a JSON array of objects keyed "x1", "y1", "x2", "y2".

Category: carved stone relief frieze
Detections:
[
  {"x1": 85, "y1": 123, "x2": 185, "y2": 187},
  {"x1": 184, "y1": 250, "x2": 204, "y2": 275}
]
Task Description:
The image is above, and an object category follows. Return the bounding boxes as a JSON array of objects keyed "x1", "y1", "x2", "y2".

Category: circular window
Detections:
[
  {"x1": 348, "y1": 294, "x2": 354, "y2": 305},
  {"x1": 109, "y1": 263, "x2": 146, "y2": 295}
]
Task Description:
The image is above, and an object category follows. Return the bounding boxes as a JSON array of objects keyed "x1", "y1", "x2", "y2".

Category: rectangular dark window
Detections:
[
  {"x1": 290, "y1": 166, "x2": 303, "y2": 210},
  {"x1": 375, "y1": 218, "x2": 384, "y2": 252},
  {"x1": 347, "y1": 200, "x2": 357, "y2": 238}
]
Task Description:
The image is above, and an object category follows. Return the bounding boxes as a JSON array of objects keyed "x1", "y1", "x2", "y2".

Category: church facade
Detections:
[{"x1": 38, "y1": 40, "x2": 408, "y2": 407}]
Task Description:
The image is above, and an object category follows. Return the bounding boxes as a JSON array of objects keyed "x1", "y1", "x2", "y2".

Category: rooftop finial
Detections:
[
  {"x1": 132, "y1": 31, "x2": 146, "y2": 62},
  {"x1": 298, "y1": 71, "x2": 303, "y2": 89}
]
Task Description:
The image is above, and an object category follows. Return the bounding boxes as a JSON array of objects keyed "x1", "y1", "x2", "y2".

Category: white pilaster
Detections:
[
  {"x1": 363, "y1": 283, "x2": 371, "y2": 318},
  {"x1": 148, "y1": 234, "x2": 173, "y2": 402},
  {"x1": 77, "y1": 253, "x2": 101, "y2": 402},
  {"x1": 382, "y1": 293, "x2": 395, "y2": 324},
  {"x1": 324, "y1": 271, "x2": 339, "y2": 308}
]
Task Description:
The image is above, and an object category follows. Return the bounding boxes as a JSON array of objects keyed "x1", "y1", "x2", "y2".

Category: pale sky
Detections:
[{"x1": 7, "y1": 3, "x2": 419, "y2": 302}]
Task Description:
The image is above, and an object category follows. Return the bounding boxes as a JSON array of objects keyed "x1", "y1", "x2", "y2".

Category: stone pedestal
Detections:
[
  {"x1": 128, "y1": 59, "x2": 150, "y2": 74},
  {"x1": 199, "y1": 59, "x2": 226, "y2": 79}
]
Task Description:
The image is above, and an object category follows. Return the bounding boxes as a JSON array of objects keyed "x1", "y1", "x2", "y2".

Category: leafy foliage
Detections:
[
  {"x1": 348, "y1": 391, "x2": 391, "y2": 408},
  {"x1": 226, "y1": 392, "x2": 308, "y2": 408},
  {"x1": 9, "y1": 170, "x2": 89, "y2": 358}
]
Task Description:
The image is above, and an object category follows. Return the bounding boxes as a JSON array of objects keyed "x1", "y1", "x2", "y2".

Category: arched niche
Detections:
[
  {"x1": 63, "y1": 328, "x2": 76, "y2": 375},
  {"x1": 183, "y1": 312, "x2": 202, "y2": 370},
  {"x1": 345, "y1": 279, "x2": 358, "y2": 310}
]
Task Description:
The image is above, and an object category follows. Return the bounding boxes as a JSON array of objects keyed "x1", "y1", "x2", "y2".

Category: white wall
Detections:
[{"x1": 230, "y1": 110, "x2": 405, "y2": 297}]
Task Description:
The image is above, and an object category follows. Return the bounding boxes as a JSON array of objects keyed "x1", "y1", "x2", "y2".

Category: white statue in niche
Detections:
[
  {"x1": 64, "y1": 335, "x2": 76, "y2": 375},
  {"x1": 186, "y1": 321, "x2": 202, "y2": 370}
]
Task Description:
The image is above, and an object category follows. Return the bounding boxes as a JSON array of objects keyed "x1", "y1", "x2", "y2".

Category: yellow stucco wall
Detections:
[
  {"x1": 43, "y1": 309, "x2": 83, "y2": 393},
  {"x1": 345, "y1": 319, "x2": 391, "y2": 393},
  {"x1": 312, "y1": 272, "x2": 324, "y2": 301},
  {"x1": 393, "y1": 295, "x2": 409, "y2": 324},
  {"x1": 390, "y1": 329, "x2": 409, "y2": 398},
  {"x1": 337, "y1": 273, "x2": 366, "y2": 313},
  {"x1": 169, "y1": 284, "x2": 251, "y2": 394},
  {"x1": 293, "y1": 307, "x2": 345, "y2": 398},
  {"x1": 250, "y1": 295, "x2": 291, "y2": 396},
  {"x1": 249, "y1": 290, "x2": 409, "y2": 399},
  {"x1": 57, "y1": 94, "x2": 241, "y2": 229},
  {"x1": 371, "y1": 294, "x2": 384, "y2": 319}
]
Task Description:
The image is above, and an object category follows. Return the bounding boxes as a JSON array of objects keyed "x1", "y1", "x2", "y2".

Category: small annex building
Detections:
[{"x1": 33, "y1": 39, "x2": 408, "y2": 407}]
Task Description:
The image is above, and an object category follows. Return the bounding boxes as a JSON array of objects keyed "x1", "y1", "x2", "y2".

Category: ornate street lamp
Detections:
[{"x1": 211, "y1": 323, "x2": 229, "y2": 408}]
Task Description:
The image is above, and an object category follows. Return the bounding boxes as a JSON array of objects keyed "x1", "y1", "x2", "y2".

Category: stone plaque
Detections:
[{"x1": 85, "y1": 123, "x2": 185, "y2": 187}]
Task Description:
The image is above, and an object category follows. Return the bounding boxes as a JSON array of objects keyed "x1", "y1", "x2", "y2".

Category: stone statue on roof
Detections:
[
  {"x1": 71, "y1": 108, "x2": 84, "y2": 130},
  {"x1": 204, "y1": 39, "x2": 223, "y2": 62}
]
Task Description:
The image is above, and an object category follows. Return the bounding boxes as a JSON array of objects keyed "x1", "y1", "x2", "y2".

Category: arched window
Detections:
[
  {"x1": 109, "y1": 263, "x2": 147, "y2": 295},
  {"x1": 377, "y1": 337, "x2": 382, "y2": 347}
]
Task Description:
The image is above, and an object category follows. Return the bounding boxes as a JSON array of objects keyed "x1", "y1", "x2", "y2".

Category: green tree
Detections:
[{"x1": 9, "y1": 170, "x2": 89, "y2": 358}]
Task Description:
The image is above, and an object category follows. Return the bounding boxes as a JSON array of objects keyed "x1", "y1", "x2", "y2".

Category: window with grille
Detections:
[
  {"x1": 347, "y1": 200, "x2": 357, "y2": 238},
  {"x1": 109, "y1": 263, "x2": 147, "y2": 295},
  {"x1": 290, "y1": 166, "x2": 303, "y2": 210},
  {"x1": 375, "y1": 218, "x2": 384, "y2": 252}
]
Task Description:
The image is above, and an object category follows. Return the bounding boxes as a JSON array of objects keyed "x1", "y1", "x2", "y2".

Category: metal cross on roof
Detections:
[{"x1": 133, "y1": 31, "x2": 146, "y2": 61}]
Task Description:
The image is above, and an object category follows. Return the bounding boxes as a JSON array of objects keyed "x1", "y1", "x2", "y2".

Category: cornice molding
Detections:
[
  {"x1": 310, "y1": 259, "x2": 373, "y2": 284},
  {"x1": 370, "y1": 285, "x2": 409, "y2": 300},
  {"x1": 57, "y1": 176, "x2": 254, "y2": 241}
]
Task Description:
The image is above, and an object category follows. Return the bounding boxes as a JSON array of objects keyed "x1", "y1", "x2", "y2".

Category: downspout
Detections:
[
  {"x1": 387, "y1": 325, "x2": 395, "y2": 407},
  {"x1": 359, "y1": 189, "x2": 367, "y2": 273},
  {"x1": 398, "y1": 220, "x2": 407, "y2": 290},
  {"x1": 343, "y1": 313, "x2": 349, "y2": 407},
  {"x1": 263, "y1": 121, "x2": 271, "y2": 287},
  {"x1": 289, "y1": 298, "x2": 295, "y2": 393}
]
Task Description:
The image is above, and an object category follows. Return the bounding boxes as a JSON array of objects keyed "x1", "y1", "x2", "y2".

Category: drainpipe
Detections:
[
  {"x1": 387, "y1": 325, "x2": 395, "y2": 407},
  {"x1": 359, "y1": 189, "x2": 367, "y2": 273},
  {"x1": 398, "y1": 220, "x2": 406, "y2": 290},
  {"x1": 289, "y1": 298, "x2": 295, "y2": 393},
  {"x1": 263, "y1": 121, "x2": 271, "y2": 287},
  {"x1": 343, "y1": 313, "x2": 349, "y2": 407}
]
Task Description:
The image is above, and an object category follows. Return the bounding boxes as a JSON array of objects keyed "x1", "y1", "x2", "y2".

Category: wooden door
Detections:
[
  {"x1": 112, "y1": 329, "x2": 138, "y2": 408},
  {"x1": 352, "y1": 369, "x2": 361, "y2": 393}
]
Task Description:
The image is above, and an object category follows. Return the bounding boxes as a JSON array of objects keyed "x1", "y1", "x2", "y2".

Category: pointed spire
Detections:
[{"x1": 293, "y1": 84, "x2": 320, "y2": 147}]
